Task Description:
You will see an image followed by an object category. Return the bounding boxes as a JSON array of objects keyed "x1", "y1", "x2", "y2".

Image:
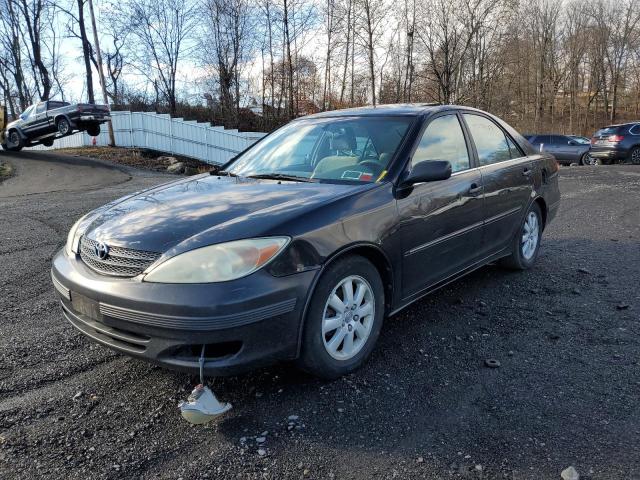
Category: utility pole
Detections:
[{"x1": 88, "y1": 0, "x2": 115, "y2": 147}]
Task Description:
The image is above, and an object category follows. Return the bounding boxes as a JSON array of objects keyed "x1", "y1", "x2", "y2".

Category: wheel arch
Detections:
[
  {"x1": 533, "y1": 196, "x2": 548, "y2": 230},
  {"x1": 295, "y1": 242, "x2": 395, "y2": 357},
  {"x1": 54, "y1": 114, "x2": 72, "y2": 127}
]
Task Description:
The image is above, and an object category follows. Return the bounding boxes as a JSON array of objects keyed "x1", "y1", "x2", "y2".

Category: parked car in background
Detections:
[
  {"x1": 3, "y1": 100, "x2": 110, "y2": 152},
  {"x1": 590, "y1": 123, "x2": 640, "y2": 165},
  {"x1": 51, "y1": 104, "x2": 560, "y2": 379},
  {"x1": 568, "y1": 135, "x2": 591, "y2": 145},
  {"x1": 525, "y1": 134, "x2": 594, "y2": 165}
]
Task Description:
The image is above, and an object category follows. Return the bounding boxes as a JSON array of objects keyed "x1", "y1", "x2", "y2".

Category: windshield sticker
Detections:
[{"x1": 341, "y1": 170, "x2": 363, "y2": 180}]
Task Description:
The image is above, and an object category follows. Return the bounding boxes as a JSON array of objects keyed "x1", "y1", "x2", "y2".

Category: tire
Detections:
[
  {"x1": 499, "y1": 202, "x2": 543, "y2": 270},
  {"x1": 6, "y1": 130, "x2": 23, "y2": 152},
  {"x1": 57, "y1": 117, "x2": 71, "y2": 136},
  {"x1": 298, "y1": 255, "x2": 385, "y2": 380},
  {"x1": 86, "y1": 124, "x2": 100, "y2": 137},
  {"x1": 42, "y1": 139, "x2": 54, "y2": 147},
  {"x1": 580, "y1": 153, "x2": 597, "y2": 166},
  {"x1": 629, "y1": 146, "x2": 640, "y2": 165}
]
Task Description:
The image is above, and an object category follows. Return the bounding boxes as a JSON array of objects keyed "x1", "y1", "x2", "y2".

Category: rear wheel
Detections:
[
  {"x1": 629, "y1": 147, "x2": 640, "y2": 165},
  {"x1": 500, "y1": 202, "x2": 543, "y2": 270},
  {"x1": 86, "y1": 124, "x2": 100, "y2": 137},
  {"x1": 42, "y1": 139, "x2": 54, "y2": 147},
  {"x1": 298, "y1": 255, "x2": 384, "y2": 379},
  {"x1": 57, "y1": 117, "x2": 71, "y2": 136}
]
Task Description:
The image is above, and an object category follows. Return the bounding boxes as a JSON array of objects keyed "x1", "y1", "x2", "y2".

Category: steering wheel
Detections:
[{"x1": 357, "y1": 160, "x2": 383, "y2": 176}]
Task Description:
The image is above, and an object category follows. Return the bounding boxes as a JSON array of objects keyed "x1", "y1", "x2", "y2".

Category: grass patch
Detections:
[
  {"x1": 54, "y1": 146, "x2": 217, "y2": 174},
  {"x1": 0, "y1": 160, "x2": 14, "y2": 181}
]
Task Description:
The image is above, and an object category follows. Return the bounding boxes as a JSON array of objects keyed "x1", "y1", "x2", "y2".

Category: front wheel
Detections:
[
  {"x1": 298, "y1": 255, "x2": 384, "y2": 379},
  {"x1": 500, "y1": 202, "x2": 543, "y2": 270},
  {"x1": 580, "y1": 153, "x2": 597, "y2": 166},
  {"x1": 6, "y1": 130, "x2": 23, "y2": 152},
  {"x1": 629, "y1": 147, "x2": 640, "y2": 165}
]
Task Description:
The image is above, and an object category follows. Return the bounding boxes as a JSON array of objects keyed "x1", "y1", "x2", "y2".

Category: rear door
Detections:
[
  {"x1": 397, "y1": 113, "x2": 484, "y2": 300},
  {"x1": 461, "y1": 113, "x2": 534, "y2": 256}
]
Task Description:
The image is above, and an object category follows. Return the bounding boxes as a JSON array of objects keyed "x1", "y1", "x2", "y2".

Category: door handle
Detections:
[
  {"x1": 468, "y1": 183, "x2": 482, "y2": 195},
  {"x1": 522, "y1": 168, "x2": 533, "y2": 177}
]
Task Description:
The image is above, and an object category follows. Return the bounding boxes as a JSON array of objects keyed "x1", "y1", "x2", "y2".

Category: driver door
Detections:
[{"x1": 397, "y1": 113, "x2": 485, "y2": 300}]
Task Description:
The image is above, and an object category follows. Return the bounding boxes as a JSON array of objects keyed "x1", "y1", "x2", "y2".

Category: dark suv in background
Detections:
[
  {"x1": 524, "y1": 134, "x2": 594, "y2": 165},
  {"x1": 589, "y1": 123, "x2": 640, "y2": 164}
]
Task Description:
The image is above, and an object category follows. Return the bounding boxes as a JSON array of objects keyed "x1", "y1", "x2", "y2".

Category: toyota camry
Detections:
[{"x1": 51, "y1": 104, "x2": 560, "y2": 379}]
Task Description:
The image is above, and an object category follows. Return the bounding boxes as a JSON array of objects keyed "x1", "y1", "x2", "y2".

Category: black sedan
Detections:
[
  {"x1": 51, "y1": 104, "x2": 560, "y2": 379},
  {"x1": 525, "y1": 134, "x2": 594, "y2": 165}
]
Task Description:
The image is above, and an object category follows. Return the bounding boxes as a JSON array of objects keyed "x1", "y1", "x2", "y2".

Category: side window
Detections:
[
  {"x1": 630, "y1": 124, "x2": 640, "y2": 135},
  {"x1": 413, "y1": 115, "x2": 470, "y2": 173},
  {"x1": 463, "y1": 114, "x2": 511, "y2": 166},
  {"x1": 35, "y1": 103, "x2": 46, "y2": 114},
  {"x1": 506, "y1": 136, "x2": 524, "y2": 159}
]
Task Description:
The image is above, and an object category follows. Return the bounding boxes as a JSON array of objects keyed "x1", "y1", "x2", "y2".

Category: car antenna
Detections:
[{"x1": 178, "y1": 345, "x2": 232, "y2": 424}]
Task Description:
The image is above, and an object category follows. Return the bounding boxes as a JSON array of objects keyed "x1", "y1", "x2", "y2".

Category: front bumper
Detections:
[{"x1": 51, "y1": 249, "x2": 319, "y2": 375}]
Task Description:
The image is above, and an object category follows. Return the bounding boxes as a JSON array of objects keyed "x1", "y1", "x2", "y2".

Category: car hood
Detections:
[{"x1": 84, "y1": 174, "x2": 361, "y2": 253}]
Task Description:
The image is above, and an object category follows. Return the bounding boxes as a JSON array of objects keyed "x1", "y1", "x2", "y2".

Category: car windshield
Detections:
[
  {"x1": 20, "y1": 106, "x2": 34, "y2": 120},
  {"x1": 226, "y1": 116, "x2": 414, "y2": 183}
]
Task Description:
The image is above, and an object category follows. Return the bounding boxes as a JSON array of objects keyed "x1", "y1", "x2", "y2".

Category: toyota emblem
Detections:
[{"x1": 94, "y1": 242, "x2": 109, "y2": 260}]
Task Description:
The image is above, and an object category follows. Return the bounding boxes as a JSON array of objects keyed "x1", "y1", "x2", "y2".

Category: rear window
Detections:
[
  {"x1": 48, "y1": 101, "x2": 69, "y2": 110},
  {"x1": 594, "y1": 126, "x2": 621, "y2": 137}
]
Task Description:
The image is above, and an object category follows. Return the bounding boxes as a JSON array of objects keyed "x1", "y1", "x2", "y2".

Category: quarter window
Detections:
[
  {"x1": 463, "y1": 114, "x2": 511, "y2": 166},
  {"x1": 506, "y1": 136, "x2": 523, "y2": 159},
  {"x1": 413, "y1": 115, "x2": 470, "y2": 173}
]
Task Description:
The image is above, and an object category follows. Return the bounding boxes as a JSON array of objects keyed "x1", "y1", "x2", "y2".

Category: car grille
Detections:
[{"x1": 79, "y1": 236, "x2": 161, "y2": 277}]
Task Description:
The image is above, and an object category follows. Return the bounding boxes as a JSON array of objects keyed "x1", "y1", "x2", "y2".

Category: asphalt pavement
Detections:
[{"x1": 0, "y1": 150, "x2": 639, "y2": 479}]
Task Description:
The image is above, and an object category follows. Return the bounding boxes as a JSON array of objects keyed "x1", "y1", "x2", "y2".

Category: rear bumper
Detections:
[
  {"x1": 589, "y1": 147, "x2": 627, "y2": 161},
  {"x1": 51, "y1": 248, "x2": 319, "y2": 376}
]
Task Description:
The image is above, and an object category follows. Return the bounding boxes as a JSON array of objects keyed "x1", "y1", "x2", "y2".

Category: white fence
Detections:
[{"x1": 32, "y1": 111, "x2": 266, "y2": 165}]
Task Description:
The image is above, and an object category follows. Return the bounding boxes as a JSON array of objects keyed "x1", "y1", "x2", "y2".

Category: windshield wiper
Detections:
[
  {"x1": 246, "y1": 173, "x2": 316, "y2": 182},
  {"x1": 212, "y1": 170, "x2": 239, "y2": 177}
]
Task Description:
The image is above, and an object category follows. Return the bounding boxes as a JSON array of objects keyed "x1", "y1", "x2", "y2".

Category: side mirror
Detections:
[
  {"x1": 568, "y1": 140, "x2": 577, "y2": 146},
  {"x1": 403, "y1": 160, "x2": 452, "y2": 185}
]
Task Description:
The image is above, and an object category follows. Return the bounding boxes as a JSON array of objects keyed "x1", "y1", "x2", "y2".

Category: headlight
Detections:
[
  {"x1": 143, "y1": 237, "x2": 290, "y2": 283},
  {"x1": 65, "y1": 216, "x2": 88, "y2": 257}
]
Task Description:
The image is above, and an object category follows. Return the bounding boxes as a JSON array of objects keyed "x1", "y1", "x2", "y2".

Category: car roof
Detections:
[{"x1": 302, "y1": 103, "x2": 454, "y2": 119}]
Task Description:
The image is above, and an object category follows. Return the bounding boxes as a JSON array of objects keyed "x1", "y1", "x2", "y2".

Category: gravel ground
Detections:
[{"x1": 0, "y1": 150, "x2": 639, "y2": 480}]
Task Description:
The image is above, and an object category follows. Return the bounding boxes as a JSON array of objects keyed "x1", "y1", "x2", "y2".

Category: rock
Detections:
[
  {"x1": 577, "y1": 268, "x2": 591, "y2": 274},
  {"x1": 475, "y1": 464, "x2": 483, "y2": 472},
  {"x1": 72, "y1": 392, "x2": 83, "y2": 401},
  {"x1": 184, "y1": 166, "x2": 198, "y2": 176},
  {"x1": 484, "y1": 359, "x2": 501, "y2": 368},
  {"x1": 167, "y1": 162, "x2": 185, "y2": 174},
  {"x1": 417, "y1": 456, "x2": 424, "y2": 463},
  {"x1": 561, "y1": 466, "x2": 579, "y2": 480},
  {"x1": 570, "y1": 162, "x2": 579, "y2": 167},
  {"x1": 571, "y1": 288, "x2": 581, "y2": 295},
  {"x1": 616, "y1": 303, "x2": 630, "y2": 310},
  {"x1": 288, "y1": 415, "x2": 299, "y2": 421},
  {"x1": 158, "y1": 156, "x2": 179, "y2": 165},
  {"x1": 257, "y1": 448, "x2": 266, "y2": 456},
  {"x1": 256, "y1": 437, "x2": 266, "y2": 444},
  {"x1": 337, "y1": 408, "x2": 344, "y2": 413}
]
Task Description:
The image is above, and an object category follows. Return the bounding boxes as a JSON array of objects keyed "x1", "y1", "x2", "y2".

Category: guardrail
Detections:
[{"x1": 32, "y1": 111, "x2": 266, "y2": 165}]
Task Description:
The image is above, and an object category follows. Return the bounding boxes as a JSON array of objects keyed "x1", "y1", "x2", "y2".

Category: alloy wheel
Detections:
[
  {"x1": 9, "y1": 131, "x2": 19, "y2": 147},
  {"x1": 321, "y1": 275, "x2": 375, "y2": 361},
  {"x1": 521, "y1": 211, "x2": 539, "y2": 260},
  {"x1": 632, "y1": 148, "x2": 640, "y2": 165}
]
